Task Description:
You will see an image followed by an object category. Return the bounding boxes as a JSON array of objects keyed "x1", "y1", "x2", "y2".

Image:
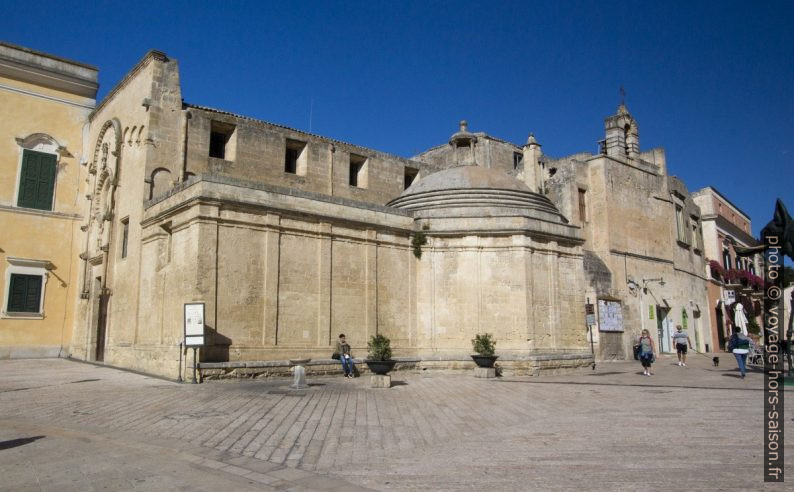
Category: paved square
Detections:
[{"x1": 0, "y1": 356, "x2": 791, "y2": 490}]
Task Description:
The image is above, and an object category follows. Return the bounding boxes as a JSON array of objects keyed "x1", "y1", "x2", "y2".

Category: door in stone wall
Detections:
[
  {"x1": 656, "y1": 306, "x2": 672, "y2": 352},
  {"x1": 95, "y1": 291, "x2": 109, "y2": 362}
]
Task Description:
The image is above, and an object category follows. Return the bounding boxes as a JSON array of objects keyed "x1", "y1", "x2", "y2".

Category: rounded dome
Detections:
[
  {"x1": 402, "y1": 165, "x2": 531, "y2": 195},
  {"x1": 387, "y1": 165, "x2": 568, "y2": 226}
]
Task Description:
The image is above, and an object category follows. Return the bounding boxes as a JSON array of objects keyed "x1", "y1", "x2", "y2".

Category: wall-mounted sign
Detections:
[
  {"x1": 649, "y1": 305, "x2": 655, "y2": 320},
  {"x1": 598, "y1": 299, "x2": 624, "y2": 332},
  {"x1": 184, "y1": 302, "x2": 205, "y2": 346},
  {"x1": 724, "y1": 290, "x2": 736, "y2": 305}
]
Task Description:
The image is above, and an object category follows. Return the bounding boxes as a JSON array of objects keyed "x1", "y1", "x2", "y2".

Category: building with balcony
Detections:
[{"x1": 692, "y1": 187, "x2": 763, "y2": 350}]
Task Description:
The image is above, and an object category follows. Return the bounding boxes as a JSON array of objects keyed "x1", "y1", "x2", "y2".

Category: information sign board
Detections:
[
  {"x1": 597, "y1": 299, "x2": 624, "y2": 332},
  {"x1": 184, "y1": 302, "x2": 205, "y2": 346}
]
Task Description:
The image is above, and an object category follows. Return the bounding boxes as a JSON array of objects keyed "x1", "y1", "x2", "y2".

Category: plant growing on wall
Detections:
[
  {"x1": 367, "y1": 334, "x2": 393, "y2": 361},
  {"x1": 412, "y1": 223, "x2": 430, "y2": 259},
  {"x1": 471, "y1": 333, "x2": 496, "y2": 357}
]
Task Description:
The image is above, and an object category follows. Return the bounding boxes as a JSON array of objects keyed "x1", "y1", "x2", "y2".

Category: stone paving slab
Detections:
[{"x1": 0, "y1": 356, "x2": 791, "y2": 490}]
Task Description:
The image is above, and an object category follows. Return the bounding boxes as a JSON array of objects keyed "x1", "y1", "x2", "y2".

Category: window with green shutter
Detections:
[
  {"x1": 17, "y1": 150, "x2": 57, "y2": 211},
  {"x1": 7, "y1": 274, "x2": 43, "y2": 313}
]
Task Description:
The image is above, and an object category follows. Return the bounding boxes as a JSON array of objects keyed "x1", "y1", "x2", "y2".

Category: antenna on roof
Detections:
[{"x1": 309, "y1": 98, "x2": 314, "y2": 133}]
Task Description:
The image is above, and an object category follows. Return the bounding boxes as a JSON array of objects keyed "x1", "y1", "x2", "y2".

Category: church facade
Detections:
[{"x1": 2, "y1": 45, "x2": 713, "y2": 379}]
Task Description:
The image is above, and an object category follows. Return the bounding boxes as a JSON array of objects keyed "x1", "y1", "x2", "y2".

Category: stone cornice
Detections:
[{"x1": 0, "y1": 42, "x2": 98, "y2": 99}]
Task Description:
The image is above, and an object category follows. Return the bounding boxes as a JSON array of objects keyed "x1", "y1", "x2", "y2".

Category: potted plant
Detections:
[
  {"x1": 708, "y1": 260, "x2": 724, "y2": 281},
  {"x1": 471, "y1": 333, "x2": 498, "y2": 368},
  {"x1": 723, "y1": 268, "x2": 740, "y2": 286},
  {"x1": 365, "y1": 334, "x2": 396, "y2": 375}
]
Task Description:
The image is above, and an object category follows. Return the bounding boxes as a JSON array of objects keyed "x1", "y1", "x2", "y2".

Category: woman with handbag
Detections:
[
  {"x1": 637, "y1": 328, "x2": 657, "y2": 376},
  {"x1": 334, "y1": 333, "x2": 355, "y2": 378}
]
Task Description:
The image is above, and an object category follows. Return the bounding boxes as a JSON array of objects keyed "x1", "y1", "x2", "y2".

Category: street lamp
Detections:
[{"x1": 642, "y1": 277, "x2": 665, "y2": 294}]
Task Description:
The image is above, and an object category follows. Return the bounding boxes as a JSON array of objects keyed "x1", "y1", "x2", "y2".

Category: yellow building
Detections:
[{"x1": 0, "y1": 42, "x2": 98, "y2": 358}]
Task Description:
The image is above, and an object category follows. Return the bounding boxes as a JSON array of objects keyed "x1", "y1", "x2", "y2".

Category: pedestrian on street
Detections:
[
  {"x1": 637, "y1": 328, "x2": 657, "y2": 376},
  {"x1": 336, "y1": 333, "x2": 355, "y2": 378},
  {"x1": 727, "y1": 326, "x2": 751, "y2": 379},
  {"x1": 671, "y1": 325, "x2": 693, "y2": 367}
]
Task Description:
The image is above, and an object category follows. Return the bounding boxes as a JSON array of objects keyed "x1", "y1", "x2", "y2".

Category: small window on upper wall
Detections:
[
  {"x1": 285, "y1": 139, "x2": 307, "y2": 175},
  {"x1": 578, "y1": 188, "x2": 587, "y2": 223},
  {"x1": 209, "y1": 121, "x2": 236, "y2": 160},
  {"x1": 513, "y1": 152, "x2": 523, "y2": 170},
  {"x1": 675, "y1": 205, "x2": 688, "y2": 244},
  {"x1": 17, "y1": 149, "x2": 57, "y2": 211},
  {"x1": 349, "y1": 154, "x2": 368, "y2": 188},
  {"x1": 404, "y1": 167, "x2": 418, "y2": 190}
]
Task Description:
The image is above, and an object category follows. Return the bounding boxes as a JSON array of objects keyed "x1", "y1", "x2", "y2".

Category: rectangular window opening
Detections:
[
  {"x1": 17, "y1": 149, "x2": 57, "y2": 211},
  {"x1": 578, "y1": 188, "x2": 587, "y2": 223},
  {"x1": 404, "y1": 167, "x2": 418, "y2": 190},
  {"x1": 285, "y1": 139, "x2": 307, "y2": 175},
  {"x1": 675, "y1": 205, "x2": 688, "y2": 244},
  {"x1": 349, "y1": 154, "x2": 368, "y2": 188},
  {"x1": 209, "y1": 121, "x2": 236, "y2": 160},
  {"x1": 7, "y1": 273, "x2": 43, "y2": 313},
  {"x1": 513, "y1": 152, "x2": 523, "y2": 170}
]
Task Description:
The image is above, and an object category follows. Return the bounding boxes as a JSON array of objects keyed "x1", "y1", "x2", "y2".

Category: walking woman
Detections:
[
  {"x1": 336, "y1": 333, "x2": 355, "y2": 378},
  {"x1": 727, "y1": 326, "x2": 751, "y2": 379},
  {"x1": 637, "y1": 329, "x2": 657, "y2": 376}
]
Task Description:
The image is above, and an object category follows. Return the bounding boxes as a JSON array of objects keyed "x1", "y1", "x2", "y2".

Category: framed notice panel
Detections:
[
  {"x1": 184, "y1": 302, "x2": 205, "y2": 346},
  {"x1": 597, "y1": 299, "x2": 624, "y2": 332}
]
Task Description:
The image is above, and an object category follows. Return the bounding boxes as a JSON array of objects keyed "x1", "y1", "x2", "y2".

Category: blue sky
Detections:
[{"x1": 2, "y1": 0, "x2": 792, "y2": 238}]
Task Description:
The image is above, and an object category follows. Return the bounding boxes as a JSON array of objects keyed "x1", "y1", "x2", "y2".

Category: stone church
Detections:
[{"x1": 2, "y1": 45, "x2": 710, "y2": 379}]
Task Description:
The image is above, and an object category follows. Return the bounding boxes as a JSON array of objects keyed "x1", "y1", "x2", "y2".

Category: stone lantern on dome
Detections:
[{"x1": 449, "y1": 120, "x2": 478, "y2": 166}]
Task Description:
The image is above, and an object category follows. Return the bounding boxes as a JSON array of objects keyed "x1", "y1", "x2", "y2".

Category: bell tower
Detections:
[{"x1": 603, "y1": 103, "x2": 639, "y2": 160}]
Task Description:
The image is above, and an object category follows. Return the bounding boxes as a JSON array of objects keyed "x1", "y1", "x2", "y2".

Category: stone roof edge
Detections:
[
  {"x1": 184, "y1": 102, "x2": 430, "y2": 167},
  {"x1": 694, "y1": 186, "x2": 752, "y2": 223},
  {"x1": 90, "y1": 50, "x2": 168, "y2": 121},
  {"x1": 0, "y1": 41, "x2": 99, "y2": 71},
  {"x1": 144, "y1": 172, "x2": 413, "y2": 218}
]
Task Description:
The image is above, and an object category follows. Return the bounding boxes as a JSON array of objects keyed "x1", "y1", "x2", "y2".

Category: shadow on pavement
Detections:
[{"x1": 0, "y1": 436, "x2": 45, "y2": 451}]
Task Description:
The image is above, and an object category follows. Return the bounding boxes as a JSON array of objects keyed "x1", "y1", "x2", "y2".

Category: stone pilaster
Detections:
[
  {"x1": 365, "y1": 229, "x2": 378, "y2": 338},
  {"x1": 317, "y1": 222, "x2": 332, "y2": 346},
  {"x1": 262, "y1": 214, "x2": 280, "y2": 346}
]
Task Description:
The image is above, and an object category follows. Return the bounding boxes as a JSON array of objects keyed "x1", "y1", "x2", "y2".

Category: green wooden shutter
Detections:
[
  {"x1": 7, "y1": 274, "x2": 43, "y2": 313},
  {"x1": 17, "y1": 150, "x2": 57, "y2": 211}
]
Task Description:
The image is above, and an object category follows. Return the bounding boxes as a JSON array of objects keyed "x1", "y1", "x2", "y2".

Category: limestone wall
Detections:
[
  {"x1": 413, "y1": 135, "x2": 522, "y2": 173},
  {"x1": 71, "y1": 51, "x2": 183, "y2": 363},
  {"x1": 183, "y1": 106, "x2": 436, "y2": 207},
  {"x1": 546, "y1": 147, "x2": 711, "y2": 359},
  {"x1": 94, "y1": 172, "x2": 591, "y2": 379}
]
